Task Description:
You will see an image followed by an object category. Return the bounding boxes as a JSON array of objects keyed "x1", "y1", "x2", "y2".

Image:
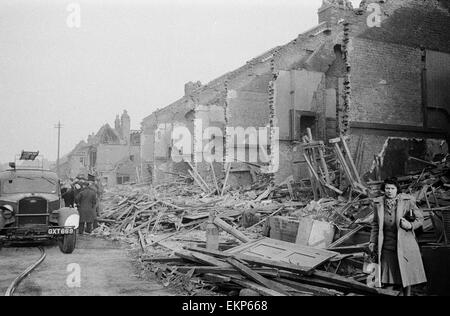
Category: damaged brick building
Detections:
[
  {"x1": 140, "y1": 0, "x2": 450, "y2": 186},
  {"x1": 60, "y1": 110, "x2": 142, "y2": 186}
]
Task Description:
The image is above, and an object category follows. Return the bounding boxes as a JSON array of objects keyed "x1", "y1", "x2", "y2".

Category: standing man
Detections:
[{"x1": 75, "y1": 181, "x2": 98, "y2": 235}]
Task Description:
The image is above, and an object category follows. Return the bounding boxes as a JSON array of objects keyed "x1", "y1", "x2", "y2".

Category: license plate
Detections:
[{"x1": 48, "y1": 228, "x2": 74, "y2": 235}]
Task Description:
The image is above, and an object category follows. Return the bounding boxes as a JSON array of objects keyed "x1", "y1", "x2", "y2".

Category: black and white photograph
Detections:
[{"x1": 0, "y1": 0, "x2": 450, "y2": 300}]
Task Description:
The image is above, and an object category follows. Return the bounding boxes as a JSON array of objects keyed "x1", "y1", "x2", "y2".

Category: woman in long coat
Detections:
[{"x1": 369, "y1": 177, "x2": 427, "y2": 295}]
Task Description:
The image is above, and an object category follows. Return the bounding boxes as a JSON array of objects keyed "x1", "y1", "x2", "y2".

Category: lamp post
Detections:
[{"x1": 54, "y1": 121, "x2": 63, "y2": 177}]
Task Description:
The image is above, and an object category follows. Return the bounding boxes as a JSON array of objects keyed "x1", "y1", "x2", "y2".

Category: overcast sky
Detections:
[{"x1": 0, "y1": 0, "x2": 361, "y2": 163}]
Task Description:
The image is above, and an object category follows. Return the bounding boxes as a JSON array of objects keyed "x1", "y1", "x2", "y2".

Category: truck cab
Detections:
[{"x1": 0, "y1": 164, "x2": 79, "y2": 254}]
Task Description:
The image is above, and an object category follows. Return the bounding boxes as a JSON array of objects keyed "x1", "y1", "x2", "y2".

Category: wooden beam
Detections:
[
  {"x1": 333, "y1": 142, "x2": 356, "y2": 189},
  {"x1": 174, "y1": 250, "x2": 204, "y2": 264},
  {"x1": 318, "y1": 146, "x2": 331, "y2": 184},
  {"x1": 328, "y1": 226, "x2": 365, "y2": 249},
  {"x1": 188, "y1": 169, "x2": 208, "y2": 192},
  {"x1": 340, "y1": 136, "x2": 362, "y2": 184},
  {"x1": 278, "y1": 270, "x2": 399, "y2": 296},
  {"x1": 191, "y1": 252, "x2": 233, "y2": 268},
  {"x1": 210, "y1": 162, "x2": 220, "y2": 194},
  {"x1": 231, "y1": 279, "x2": 286, "y2": 296},
  {"x1": 226, "y1": 258, "x2": 290, "y2": 296},
  {"x1": 141, "y1": 256, "x2": 187, "y2": 264},
  {"x1": 203, "y1": 273, "x2": 232, "y2": 283},
  {"x1": 213, "y1": 217, "x2": 251, "y2": 243},
  {"x1": 221, "y1": 163, "x2": 232, "y2": 196},
  {"x1": 276, "y1": 278, "x2": 342, "y2": 296},
  {"x1": 187, "y1": 161, "x2": 211, "y2": 191},
  {"x1": 185, "y1": 246, "x2": 312, "y2": 274},
  {"x1": 174, "y1": 266, "x2": 280, "y2": 278},
  {"x1": 408, "y1": 156, "x2": 438, "y2": 167},
  {"x1": 311, "y1": 270, "x2": 399, "y2": 296}
]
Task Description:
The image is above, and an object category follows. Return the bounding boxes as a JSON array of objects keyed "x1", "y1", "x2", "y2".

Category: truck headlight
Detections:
[
  {"x1": 1, "y1": 205, "x2": 14, "y2": 219},
  {"x1": 64, "y1": 214, "x2": 80, "y2": 229}
]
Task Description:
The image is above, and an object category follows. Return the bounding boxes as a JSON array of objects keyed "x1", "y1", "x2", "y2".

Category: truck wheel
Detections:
[{"x1": 59, "y1": 232, "x2": 77, "y2": 254}]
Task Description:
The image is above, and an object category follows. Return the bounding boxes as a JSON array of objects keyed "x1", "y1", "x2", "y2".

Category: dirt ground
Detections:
[{"x1": 0, "y1": 235, "x2": 178, "y2": 296}]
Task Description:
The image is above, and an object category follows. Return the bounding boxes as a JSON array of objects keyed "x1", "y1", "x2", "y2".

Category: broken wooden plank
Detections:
[
  {"x1": 276, "y1": 278, "x2": 342, "y2": 296},
  {"x1": 408, "y1": 156, "x2": 438, "y2": 167},
  {"x1": 266, "y1": 279, "x2": 314, "y2": 296},
  {"x1": 173, "y1": 266, "x2": 280, "y2": 278},
  {"x1": 317, "y1": 146, "x2": 331, "y2": 184},
  {"x1": 148, "y1": 222, "x2": 203, "y2": 247},
  {"x1": 187, "y1": 161, "x2": 211, "y2": 191},
  {"x1": 340, "y1": 136, "x2": 362, "y2": 184},
  {"x1": 221, "y1": 162, "x2": 232, "y2": 196},
  {"x1": 328, "y1": 225, "x2": 365, "y2": 249},
  {"x1": 226, "y1": 257, "x2": 290, "y2": 296},
  {"x1": 231, "y1": 279, "x2": 286, "y2": 296},
  {"x1": 210, "y1": 162, "x2": 220, "y2": 194},
  {"x1": 191, "y1": 252, "x2": 232, "y2": 268},
  {"x1": 245, "y1": 207, "x2": 284, "y2": 230},
  {"x1": 185, "y1": 246, "x2": 313, "y2": 274},
  {"x1": 311, "y1": 270, "x2": 399, "y2": 296},
  {"x1": 255, "y1": 186, "x2": 274, "y2": 202},
  {"x1": 213, "y1": 217, "x2": 251, "y2": 243},
  {"x1": 174, "y1": 250, "x2": 204, "y2": 264},
  {"x1": 277, "y1": 270, "x2": 398, "y2": 296},
  {"x1": 141, "y1": 256, "x2": 187, "y2": 264},
  {"x1": 203, "y1": 273, "x2": 232, "y2": 284},
  {"x1": 188, "y1": 169, "x2": 208, "y2": 193},
  {"x1": 333, "y1": 142, "x2": 358, "y2": 190},
  {"x1": 138, "y1": 230, "x2": 146, "y2": 251}
]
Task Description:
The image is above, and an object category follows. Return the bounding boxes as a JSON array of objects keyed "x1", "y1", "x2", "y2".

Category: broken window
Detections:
[
  {"x1": 89, "y1": 151, "x2": 97, "y2": 168},
  {"x1": 116, "y1": 175, "x2": 130, "y2": 185}
]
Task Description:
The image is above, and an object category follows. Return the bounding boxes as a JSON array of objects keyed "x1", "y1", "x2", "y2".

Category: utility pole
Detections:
[{"x1": 54, "y1": 121, "x2": 63, "y2": 177}]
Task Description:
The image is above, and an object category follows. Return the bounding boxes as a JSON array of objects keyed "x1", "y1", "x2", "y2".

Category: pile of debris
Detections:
[
  {"x1": 95, "y1": 131, "x2": 450, "y2": 296},
  {"x1": 141, "y1": 238, "x2": 398, "y2": 296}
]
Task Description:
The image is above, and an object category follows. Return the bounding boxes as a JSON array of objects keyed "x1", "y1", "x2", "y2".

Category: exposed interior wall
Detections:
[
  {"x1": 275, "y1": 70, "x2": 324, "y2": 140},
  {"x1": 348, "y1": 37, "x2": 423, "y2": 126},
  {"x1": 195, "y1": 105, "x2": 226, "y2": 184}
]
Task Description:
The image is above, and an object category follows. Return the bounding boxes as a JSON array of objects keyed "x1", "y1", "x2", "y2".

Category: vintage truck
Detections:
[{"x1": 0, "y1": 154, "x2": 79, "y2": 254}]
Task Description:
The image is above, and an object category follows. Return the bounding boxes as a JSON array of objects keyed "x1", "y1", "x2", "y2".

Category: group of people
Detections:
[{"x1": 61, "y1": 174, "x2": 103, "y2": 235}]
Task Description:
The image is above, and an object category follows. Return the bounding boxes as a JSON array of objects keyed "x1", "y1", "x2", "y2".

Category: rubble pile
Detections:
[{"x1": 94, "y1": 144, "x2": 450, "y2": 296}]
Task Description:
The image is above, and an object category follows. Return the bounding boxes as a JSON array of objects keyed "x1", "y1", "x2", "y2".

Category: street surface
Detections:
[{"x1": 0, "y1": 235, "x2": 175, "y2": 296}]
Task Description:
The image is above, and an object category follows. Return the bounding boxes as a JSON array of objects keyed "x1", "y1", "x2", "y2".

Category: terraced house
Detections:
[
  {"x1": 140, "y1": 0, "x2": 450, "y2": 186},
  {"x1": 60, "y1": 110, "x2": 141, "y2": 186}
]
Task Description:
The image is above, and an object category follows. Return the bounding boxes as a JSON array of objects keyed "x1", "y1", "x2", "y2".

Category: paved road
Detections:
[{"x1": 0, "y1": 235, "x2": 175, "y2": 296}]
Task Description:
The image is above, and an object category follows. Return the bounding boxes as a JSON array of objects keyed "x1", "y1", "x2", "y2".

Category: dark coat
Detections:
[
  {"x1": 61, "y1": 187, "x2": 75, "y2": 208},
  {"x1": 75, "y1": 187, "x2": 98, "y2": 223},
  {"x1": 370, "y1": 194, "x2": 427, "y2": 288}
]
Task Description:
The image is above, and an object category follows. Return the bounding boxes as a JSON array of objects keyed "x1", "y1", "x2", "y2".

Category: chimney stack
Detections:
[
  {"x1": 318, "y1": 0, "x2": 354, "y2": 24},
  {"x1": 121, "y1": 110, "x2": 131, "y2": 144}
]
